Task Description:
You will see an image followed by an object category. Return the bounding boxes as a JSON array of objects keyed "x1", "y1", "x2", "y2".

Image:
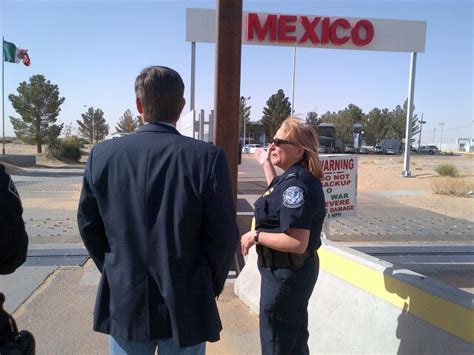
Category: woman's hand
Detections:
[
  {"x1": 254, "y1": 148, "x2": 270, "y2": 166},
  {"x1": 240, "y1": 230, "x2": 256, "y2": 256}
]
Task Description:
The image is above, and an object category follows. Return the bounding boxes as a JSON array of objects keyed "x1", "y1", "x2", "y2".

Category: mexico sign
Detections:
[{"x1": 186, "y1": 8, "x2": 426, "y2": 52}]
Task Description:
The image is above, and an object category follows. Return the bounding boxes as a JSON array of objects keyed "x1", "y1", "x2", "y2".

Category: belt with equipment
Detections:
[{"x1": 256, "y1": 245, "x2": 315, "y2": 269}]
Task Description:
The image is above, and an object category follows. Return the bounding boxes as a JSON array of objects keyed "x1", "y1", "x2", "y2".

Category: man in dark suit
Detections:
[{"x1": 77, "y1": 66, "x2": 239, "y2": 354}]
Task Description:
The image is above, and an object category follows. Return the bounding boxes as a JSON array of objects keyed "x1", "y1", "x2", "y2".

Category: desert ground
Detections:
[
  {"x1": 357, "y1": 153, "x2": 473, "y2": 222},
  {"x1": 2, "y1": 142, "x2": 474, "y2": 223}
]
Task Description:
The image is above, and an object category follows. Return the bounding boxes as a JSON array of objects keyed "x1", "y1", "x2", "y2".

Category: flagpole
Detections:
[{"x1": 2, "y1": 36, "x2": 5, "y2": 155}]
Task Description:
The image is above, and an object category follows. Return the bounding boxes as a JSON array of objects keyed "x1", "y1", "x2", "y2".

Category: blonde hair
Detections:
[{"x1": 280, "y1": 117, "x2": 324, "y2": 180}]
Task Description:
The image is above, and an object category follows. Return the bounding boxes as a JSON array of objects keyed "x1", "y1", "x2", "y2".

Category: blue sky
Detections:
[{"x1": 1, "y1": 0, "x2": 472, "y2": 144}]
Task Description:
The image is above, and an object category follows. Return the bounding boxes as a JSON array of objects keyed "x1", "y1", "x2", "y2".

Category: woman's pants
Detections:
[{"x1": 258, "y1": 254, "x2": 319, "y2": 355}]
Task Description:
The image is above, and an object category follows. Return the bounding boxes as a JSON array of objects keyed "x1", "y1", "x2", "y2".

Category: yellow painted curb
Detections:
[{"x1": 319, "y1": 248, "x2": 474, "y2": 344}]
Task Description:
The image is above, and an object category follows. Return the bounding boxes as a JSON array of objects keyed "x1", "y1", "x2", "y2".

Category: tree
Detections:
[
  {"x1": 320, "y1": 111, "x2": 338, "y2": 123},
  {"x1": 385, "y1": 100, "x2": 419, "y2": 141},
  {"x1": 305, "y1": 111, "x2": 321, "y2": 127},
  {"x1": 261, "y1": 89, "x2": 291, "y2": 139},
  {"x1": 63, "y1": 123, "x2": 74, "y2": 137},
  {"x1": 239, "y1": 96, "x2": 251, "y2": 141},
  {"x1": 77, "y1": 107, "x2": 109, "y2": 143},
  {"x1": 362, "y1": 108, "x2": 390, "y2": 145},
  {"x1": 9, "y1": 74, "x2": 65, "y2": 153},
  {"x1": 116, "y1": 109, "x2": 140, "y2": 133},
  {"x1": 330, "y1": 104, "x2": 364, "y2": 144}
]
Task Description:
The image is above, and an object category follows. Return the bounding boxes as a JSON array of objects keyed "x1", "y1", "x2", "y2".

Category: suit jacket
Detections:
[
  {"x1": 0, "y1": 164, "x2": 28, "y2": 275},
  {"x1": 77, "y1": 123, "x2": 239, "y2": 347}
]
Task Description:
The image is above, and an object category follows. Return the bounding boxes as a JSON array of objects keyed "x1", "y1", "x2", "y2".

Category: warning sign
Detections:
[{"x1": 320, "y1": 154, "x2": 357, "y2": 219}]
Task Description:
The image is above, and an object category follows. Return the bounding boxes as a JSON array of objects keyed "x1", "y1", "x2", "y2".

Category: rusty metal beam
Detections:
[{"x1": 214, "y1": 0, "x2": 243, "y2": 202}]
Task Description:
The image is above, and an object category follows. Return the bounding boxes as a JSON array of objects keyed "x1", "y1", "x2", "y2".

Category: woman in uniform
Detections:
[{"x1": 240, "y1": 117, "x2": 326, "y2": 355}]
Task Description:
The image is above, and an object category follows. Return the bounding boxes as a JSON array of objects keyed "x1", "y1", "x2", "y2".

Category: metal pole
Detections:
[
  {"x1": 199, "y1": 109, "x2": 204, "y2": 141},
  {"x1": 418, "y1": 113, "x2": 424, "y2": 149},
  {"x1": 243, "y1": 101, "x2": 246, "y2": 145},
  {"x1": 191, "y1": 41, "x2": 196, "y2": 139},
  {"x1": 402, "y1": 52, "x2": 417, "y2": 177},
  {"x1": 92, "y1": 110, "x2": 95, "y2": 144},
  {"x1": 439, "y1": 122, "x2": 444, "y2": 151},
  {"x1": 291, "y1": 46, "x2": 296, "y2": 115},
  {"x1": 2, "y1": 36, "x2": 5, "y2": 155},
  {"x1": 209, "y1": 109, "x2": 214, "y2": 143},
  {"x1": 214, "y1": 0, "x2": 242, "y2": 201}
]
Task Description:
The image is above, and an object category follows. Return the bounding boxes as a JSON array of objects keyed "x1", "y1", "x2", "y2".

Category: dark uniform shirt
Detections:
[{"x1": 254, "y1": 163, "x2": 326, "y2": 268}]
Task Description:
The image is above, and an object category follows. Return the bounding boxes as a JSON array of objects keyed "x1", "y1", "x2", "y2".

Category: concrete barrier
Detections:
[
  {"x1": 0, "y1": 154, "x2": 36, "y2": 167},
  {"x1": 234, "y1": 241, "x2": 474, "y2": 354}
]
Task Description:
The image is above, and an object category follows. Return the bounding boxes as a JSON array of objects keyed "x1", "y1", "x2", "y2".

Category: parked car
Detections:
[
  {"x1": 416, "y1": 145, "x2": 440, "y2": 155},
  {"x1": 106, "y1": 132, "x2": 132, "y2": 140},
  {"x1": 344, "y1": 145, "x2": 356, "y2": 153},
  {"x1": 384, "y1": 147, "x2": 398, "y2": 154},
  {"x1": 374, "y1": 145, "x2": 383, "y2": 154},
  {"x1": 319, "y1": 145, "x2": 329, "y2": 154},
  {"x1": 358, "y1": 146, "x2": 374, "y2": 154},
  {"x1": 242, "y1": 144, "x2": 264, "y2": 153}
]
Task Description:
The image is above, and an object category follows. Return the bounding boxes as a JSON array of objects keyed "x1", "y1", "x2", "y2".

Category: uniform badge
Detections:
[{"x1": 283, "y1": 186, "x2": 304, "y2": 208}]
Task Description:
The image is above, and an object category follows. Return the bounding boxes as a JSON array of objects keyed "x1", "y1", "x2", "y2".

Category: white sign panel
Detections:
[
  {"x1": 320, "y1": 154, "x2": 357, "y2": 219},
  {"x1": 186, "y1": 8, "x2": 426, "y2": 53}
]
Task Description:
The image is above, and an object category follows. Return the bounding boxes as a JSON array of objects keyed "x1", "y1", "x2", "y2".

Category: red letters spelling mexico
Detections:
[{"x1": 247, "y1": 13, "x2": 374, "y2": 47}]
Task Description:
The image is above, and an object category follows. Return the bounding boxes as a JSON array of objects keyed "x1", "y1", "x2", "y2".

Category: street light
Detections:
[
  {"x1": 83, "y1": 105, "x2": 95, "y2": 144},
  {"x1": 439, "y1": 122, "x2": 445, "y2": 151}
]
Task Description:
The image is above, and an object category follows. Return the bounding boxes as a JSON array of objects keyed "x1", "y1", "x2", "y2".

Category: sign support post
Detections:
[
  {"x1": 402, "y1": 52, "x2": 417, "y2": 177},
  {"x1": 291, "y1": 46, "x2": 296, "y2": 115},
  {"x1": 190, "y1": 41, "x2": 196, "y2": 139}
]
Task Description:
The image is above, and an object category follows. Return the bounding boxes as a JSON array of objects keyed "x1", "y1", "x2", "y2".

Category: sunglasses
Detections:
[{"x1": 270, "y1": 138, "x2": 295, "y2": 147}]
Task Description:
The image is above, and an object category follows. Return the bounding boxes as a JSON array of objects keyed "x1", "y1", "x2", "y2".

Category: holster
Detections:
[{"x1": 257, "y1": 245, "x2": 313, "y2": 269}]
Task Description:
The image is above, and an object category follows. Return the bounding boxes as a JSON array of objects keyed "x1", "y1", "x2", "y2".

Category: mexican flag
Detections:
[{"x1": 3, "y1": 40, "x2": 31, "y2": 66}]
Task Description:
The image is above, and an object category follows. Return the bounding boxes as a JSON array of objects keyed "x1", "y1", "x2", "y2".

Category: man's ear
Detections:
[
  {"x1": 136, "y1": 97, "x2": 143, "y2": 114},
  {"x1": 180, "y1": 98, "x2": 186, "y2": 113}
]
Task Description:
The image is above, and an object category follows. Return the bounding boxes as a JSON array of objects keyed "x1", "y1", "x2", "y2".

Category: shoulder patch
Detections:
[
  {"x1": 8, "y1": 177, "x2": 20, "y2": 201},
  {"x1": 282, "y1": 186, "x2": 304, "y2": 208}
]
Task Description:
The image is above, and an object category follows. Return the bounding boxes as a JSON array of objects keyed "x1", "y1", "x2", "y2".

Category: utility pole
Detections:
[
  {"x1": 439, "y1": 122, "x2": 445, "y2": 151},
  {"x1": 418, "y1": 113, "x2": 426, "y2": 149}
]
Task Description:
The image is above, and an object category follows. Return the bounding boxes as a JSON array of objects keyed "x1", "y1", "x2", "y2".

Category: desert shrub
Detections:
[
  {"x1": 3, "y1": 137, "x2": 15, "y2": 144},
  {"x1": 430, "y1": 177, "x2": 474, "y2": 197},
  {"x1": 435, "y1": 164, "x2": 458, "y2": 177},
  {"x1": 59, "y1": 136, "x2": 82, "y2": 161},
  {"x1": 47, "y1": 136, "x2": 82, "y2": 161},
  {"x1": 46, "y1": 137, "x2": 61, "y2": 158}
]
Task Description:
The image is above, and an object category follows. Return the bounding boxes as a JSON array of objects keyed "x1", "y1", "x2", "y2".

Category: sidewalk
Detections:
[{"x1": 8, "y1": 259, "x2": 260, "y2": 354}]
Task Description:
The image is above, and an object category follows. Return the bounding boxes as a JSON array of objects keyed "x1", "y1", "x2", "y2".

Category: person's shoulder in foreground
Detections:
[{"x1": 0, "y1": 164, "x2": 28, "y2": 275}]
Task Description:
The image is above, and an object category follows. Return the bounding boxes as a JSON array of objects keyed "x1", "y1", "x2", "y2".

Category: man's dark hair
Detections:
[{"x1": 135, "y1": 66, "x2": 185, "y2": 124}]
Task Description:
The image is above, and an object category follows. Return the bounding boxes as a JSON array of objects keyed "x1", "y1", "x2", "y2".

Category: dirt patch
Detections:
[
  {"x1": 357, "y1": 154, "x2": 474, "y2": 222},
  {"x1": 3, "y1": 142, "x2": 88, "y2": 167}
]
